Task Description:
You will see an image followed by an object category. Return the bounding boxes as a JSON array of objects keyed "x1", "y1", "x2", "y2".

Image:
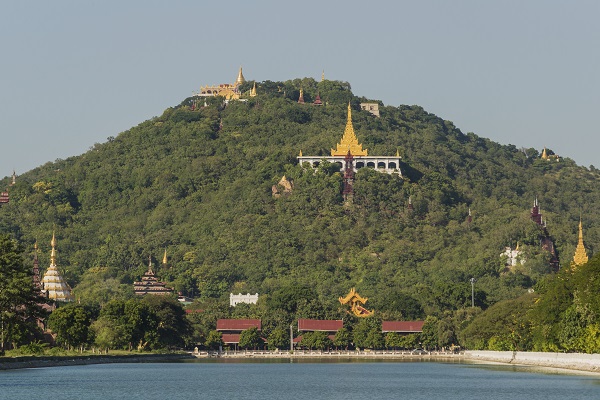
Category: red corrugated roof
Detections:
[
  {"x1": 381, "y1": 320, "x2": 425, "y2": 333},
  {"x1": 297, "y1": 319, "x2": 343, "y2": 332},
  {"x1": 221, "y1": 333, "x2": 240, "y2": 344},
  {"x1": 216, "y1": 319, "x2": 261, "y2": 331}
]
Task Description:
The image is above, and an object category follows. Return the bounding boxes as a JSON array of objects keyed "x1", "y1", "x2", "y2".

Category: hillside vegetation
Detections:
[{"x1": 2, "y1": 78, "x2": 600, "y2": 336}]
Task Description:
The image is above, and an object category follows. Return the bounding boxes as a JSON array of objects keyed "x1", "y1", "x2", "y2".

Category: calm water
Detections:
[{"x1": 1, "y1": 359, "x2": 600, "y2": 400}]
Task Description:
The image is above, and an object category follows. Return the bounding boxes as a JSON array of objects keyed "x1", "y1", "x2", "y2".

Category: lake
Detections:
[{"x1": 1, "y1": 359, "x2": 599, "y2": 399}]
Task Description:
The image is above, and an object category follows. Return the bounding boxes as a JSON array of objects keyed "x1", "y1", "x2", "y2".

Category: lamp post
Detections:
[{"x1": 470, "y1": 278, "x2": 476, "y2": 308}]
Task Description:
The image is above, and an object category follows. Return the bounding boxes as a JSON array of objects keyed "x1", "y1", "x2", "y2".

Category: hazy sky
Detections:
[{"x1": 2, "y1": 0, "x2": 599, "y2": 178}]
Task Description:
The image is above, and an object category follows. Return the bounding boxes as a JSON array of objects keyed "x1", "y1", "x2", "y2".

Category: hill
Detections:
[{"x1": 1, "y1": 77, "x2": 600, "y2": 322}]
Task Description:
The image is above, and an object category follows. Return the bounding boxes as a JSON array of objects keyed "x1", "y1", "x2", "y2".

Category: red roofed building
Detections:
[
  {"x1": 216, "y1": 319, "x2": 261, "y2": 344},
  {"x1": 381, "y1": 320, "x2": 424, "y2": 334},
  {"x1": 294, "y1": 319, "x2": 344, "y2": 345}
]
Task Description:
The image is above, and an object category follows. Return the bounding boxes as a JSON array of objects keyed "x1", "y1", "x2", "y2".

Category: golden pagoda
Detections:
[
  {"x1": 250, "y1": 82, "x2": 257, "y2": 97},
  {"x1": 41, "y1": 233, "x2": 74, "y2": 302},
  {"x1": 235, "y1": 66, "x2": 246, "y2": 85},
  {"x1": 541, "y1": 147, "x2": 549, "y2": 160},
  {"x1": 571, "y1": 219, "x2": 588, "y2": 269},
  {"x1": 339, "y1": 288, "x2": 374, "y2": 317},
  {"x1": 331, "y1": 103, "x2": 368, "y2": 156}
]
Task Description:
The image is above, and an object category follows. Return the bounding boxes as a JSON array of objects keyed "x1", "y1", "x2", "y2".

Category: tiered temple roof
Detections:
[{"x1": 133, "y1": 257, "x2": 173, "y2": 296}]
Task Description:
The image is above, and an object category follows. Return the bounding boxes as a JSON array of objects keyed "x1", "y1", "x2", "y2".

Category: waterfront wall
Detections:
[
  {"x1": 0, "y1": 353, "x2": 193, "y2": 370},
  {"x1": 465, "y1": 350, "x2": 600, "y2": 372}
]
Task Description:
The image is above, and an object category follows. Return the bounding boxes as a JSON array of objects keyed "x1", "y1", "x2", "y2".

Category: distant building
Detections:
[
  {"x1": 194, "y1": 67, "x2": 248, "y2": 100},
  {"x1": 501, "y1": 244, "x2": 524, "y2": 267},
  {"x1": 230, "y1": 293, "x2": 259, "y2": 307},
  {"x1": 294, "y1": 319, "x2": 343, "y2": 345},
  {"x1": 216, "y1": 319, "x2": 261, "y2": 345},
  {"x1": 360, "y1": 102, "x2": 380, "y2": 117},
  {"x1": 133, "y1": 257, "x2": 173, "y2": 296},
  {"x1": 298, "y1": 103, "x2": 401, "y2": 175},
  {"x1": 381, "y1": 321, "x2": 424, "y2": 335}
]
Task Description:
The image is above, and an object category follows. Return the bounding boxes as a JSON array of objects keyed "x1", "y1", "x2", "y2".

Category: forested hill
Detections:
[{"x1": 2, "y1": 77, "x2": 600, "y2": 317}]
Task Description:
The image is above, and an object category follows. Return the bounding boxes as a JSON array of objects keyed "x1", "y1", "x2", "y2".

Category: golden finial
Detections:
[
  {"x1": 299, "y1": 150, "x2": 303, "y2": 157},
  {"x1": 396, "y1": 149, "x2": 400, "y2": 157},
  {"x1": 163, "y1": 249, "x2": 168, "y2": 265},
  {"x1": 235, "y1": 66, "x2": 245, "y2": 85},
  {"x1": 50, "y1": 232, "x2": 57, "y2": 266},
  {"x1": 331, "y1": 103, "x2": 368, "y2": 156},
  {"x1": 321, "y1": 70, "x2": 325, "y2": 82},
  {"x1": 572, "y1": 217, "x2": 589, "y2": 269}
]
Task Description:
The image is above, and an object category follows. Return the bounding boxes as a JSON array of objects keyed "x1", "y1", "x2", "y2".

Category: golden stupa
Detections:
[
  {"x1": 571, "y1": 219, "x2": 588, "y2": 269},
  {"x1": 331, "y1": 103, "x2": 368, "y2": 156}
]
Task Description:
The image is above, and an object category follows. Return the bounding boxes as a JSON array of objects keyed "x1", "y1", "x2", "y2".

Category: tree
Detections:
[
  {"x1": 47, "y1": 303, "x2": 98, "y2": 351},
  {"x1": 238, "y1": 326, "x2": 262, "y2": 350},
  {"x1": 267, "y1": 326, "x2": 289, "y2": 350},
  {"x1": 204, "y1": 330, "x2": 223, "y2": 350},
  {"x1": 333, "y1": 327, "x2": 351, "y2": 350}
]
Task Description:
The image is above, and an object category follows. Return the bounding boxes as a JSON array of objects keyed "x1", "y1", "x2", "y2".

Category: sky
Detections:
[{"x1": 2, "y1": 0, "x2": 599, "y2": 178}]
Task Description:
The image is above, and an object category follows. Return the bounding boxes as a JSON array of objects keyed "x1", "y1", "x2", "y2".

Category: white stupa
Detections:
[{"x1": 41, "y1": 232, "x2": 74, "y2": 302}]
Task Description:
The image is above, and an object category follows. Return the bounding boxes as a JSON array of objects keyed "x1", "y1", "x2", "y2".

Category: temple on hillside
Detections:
[
  {"x1": 194, "y1": 67, "x2": 250, "y2": 100},
  {"x1": 530, "y1": 199, "x2": 559, "y2": 271},
  {"x1": 571, "y1": 218, "x2": 588, "y2": 270},
  {"x1": 133, "y1": 257, "x2": 173, "y2": 296},
  {"x1": 297, "y1": 103, "x2": 402, "y2": 175},
  {"x1": 339, "y1": 288, "x2": 373, "y2": 317},
  {"x1": 41, "y1": 233, "x2": 74, "y2": 302}
]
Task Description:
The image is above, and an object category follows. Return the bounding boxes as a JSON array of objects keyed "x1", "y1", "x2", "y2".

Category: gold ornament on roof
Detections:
[
  {"x1": 571, "y1": 218, "x2": 588, "y2": 269},
  {"x1": 331, "y1": 104, "x2": 368, "y2": 156},
  {"x1": 235, "y1": 66, "x2": 246, "y2": 85},
  {"x1": 339, "y1": 288, "x2": 374, "y2": 317}
]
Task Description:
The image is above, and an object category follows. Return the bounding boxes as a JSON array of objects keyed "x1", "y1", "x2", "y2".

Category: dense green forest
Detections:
[{"x1": 2, "y1": 77, "x2": 600, "y2": 351}]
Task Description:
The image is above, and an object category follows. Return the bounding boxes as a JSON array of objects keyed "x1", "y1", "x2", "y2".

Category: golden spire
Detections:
[
  {"x1": 321, "y1": 70, "x2": 325, "y2": 82},
  {"x1": 50, "y1": 231, "x2": 57, "y2": 266},
  {"x1": 235, "y1": 66, "x2": 245, "y2": 85},
  {"x1": 541, "y1": 147, "x2": 549, "y2": 160},
  {"x1": 396, "y1": 149, "x2": 400, "y2": 157},
  {"x1": 299, "y1": 150, "x2": 303, "y2": 157},
  {"x1": 250, "y1": 82, "x2": 257, "y2": 97},
  {"x1": 163, "y1": 249, "x2": 168, "y2": 265},
  {"x1": 572, "y1": 218, "x2": 589, "y2": 269},
  {"x1": 331, "y1": 103, "x2": 368, "y2": 156}
]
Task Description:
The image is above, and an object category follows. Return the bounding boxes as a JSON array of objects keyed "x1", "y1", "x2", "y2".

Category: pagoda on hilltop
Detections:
[
  {"x1": 194, "y1": 66, "x2": 250, "y2": 100},
  {"x1": 297, "y1": 103, "x2": 402, "y2": 175},
  {"x1": 571, "y1": 218, "x2": 589, "y2": 270},
  {"x1": 41, "y1": 233, "x2": 74, "y2": 302}
]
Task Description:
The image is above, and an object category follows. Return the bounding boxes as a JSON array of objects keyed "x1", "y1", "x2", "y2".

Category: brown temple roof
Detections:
[
  {"x1": 297, "y1": 319, "x2": 343, "y2": 332},
  {"x1": 216, "y1": 319, "x2": 261, "y2": 331},
  {"x1": 381, "y1": 321, "x2": 424, "y2": 333}
]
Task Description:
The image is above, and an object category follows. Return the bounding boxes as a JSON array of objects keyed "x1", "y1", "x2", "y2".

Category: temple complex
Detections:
[
  {"x1": 194, "y1": 67, "x2": 248, "y2": 100},
  {"x1": 230, "y1": 293, "x2": 259, "y2": 307},
  {"x1": 41, "y1": 233, "x2": 74, "y2": 302},
  {"x1": 571, "y1": 218, "x2": 588, "y2": 270},
  {"x1": 360, "y1": 102, "x2": 380, "y2": 117},
  {"x1": 298, "y1": 103, "x2": 402, "y2": 175},
  {"x1": 339, "y1": 288, "x2": 373, "y2": 317},
  {"x1": 133, "y1": 257, "x2": 173, "y2": 296}
]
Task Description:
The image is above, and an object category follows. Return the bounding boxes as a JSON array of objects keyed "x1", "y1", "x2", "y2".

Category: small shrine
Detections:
[
  {"x1": 272, "y1": 175, "x2": 293, "y2": 198},
  {"x1": 339, "y1": 288, "x2": 374, "y2": 317},
  {"x1": 298, "y1": 103, "x2": 401, "y2": 175},
  {"x1": 133, "y1": 257, "x2": 173, "y2": 296},
  {"x1": 41, "y1": 233, "x2": 74, "y2": 302},
  {"x1": 571, "y1": 218, "x2": 588, "y2": 270}
]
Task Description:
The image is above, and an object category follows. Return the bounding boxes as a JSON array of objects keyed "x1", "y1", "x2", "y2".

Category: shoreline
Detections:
[
  {"x1": 0, "y1": 353, "x2": 193, "y2": 371},
  {"x1": 2, "y1": 350, "x2": 599, "y2": 375}
]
